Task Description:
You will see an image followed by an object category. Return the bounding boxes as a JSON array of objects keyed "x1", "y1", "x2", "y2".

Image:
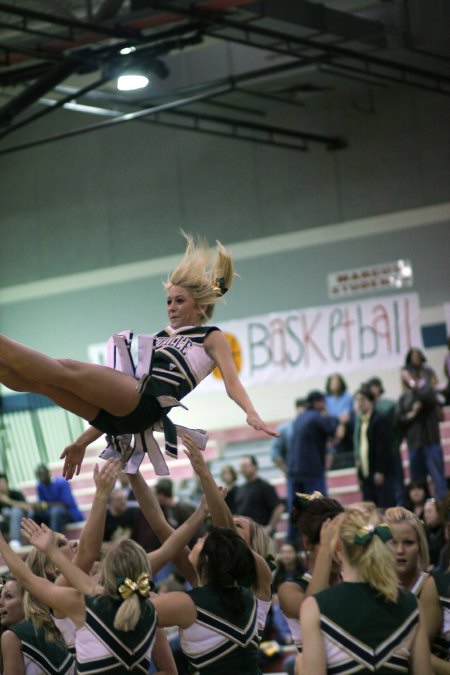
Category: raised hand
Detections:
[
  {"x1": 21, "y1": 518, "x2": 56, "y2": 553},
  {"x1": 319, "y1": 515, "x2": 342, "y2": 557},
  {"x1": 182, "y1": 434, "x2": 207, "y2": 474},
  {"x1": 93, "y1": 459, "x2": 123, "y2": 498},
  {"x1": 246, "y1": 412, "x2": 279, "y2": 438},
  {"x1": 60, "y1": 441, "x2": 86, "y2": 479}
]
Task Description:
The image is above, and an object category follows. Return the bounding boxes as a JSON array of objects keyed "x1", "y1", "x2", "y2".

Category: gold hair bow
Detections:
[
  {"x1": 294, "y1": 491, "x2": 324, "y2": 509},
  {"x1": 117, "y1": 572, "x2": 152, "y2": 601},
  {"x1": 213, "y1": 276, "x2": 228, "y2": 297}
]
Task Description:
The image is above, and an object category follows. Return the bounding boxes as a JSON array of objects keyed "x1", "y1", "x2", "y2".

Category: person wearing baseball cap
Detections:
[{"x1": 286, "y1": 390, "x2": 345, "y2": 544}]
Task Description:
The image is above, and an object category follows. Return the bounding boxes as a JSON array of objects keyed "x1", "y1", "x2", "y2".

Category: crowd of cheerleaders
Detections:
[{"x1": 0, "y1": 235, "x2": 445, "y2": 673}]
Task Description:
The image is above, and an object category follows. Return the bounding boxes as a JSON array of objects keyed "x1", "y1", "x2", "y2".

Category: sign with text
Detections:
[
  {"x1": 87, "y1": 293, "x2": 422, "y2": 389},
  {"x1": 206, "y1": 292, "x2": 422, "y2": 388}
]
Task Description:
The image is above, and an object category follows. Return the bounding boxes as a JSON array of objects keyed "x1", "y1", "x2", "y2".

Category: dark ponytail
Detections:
[{"x1": 197, "y1": 528, "x2": 256, "y2": 616}]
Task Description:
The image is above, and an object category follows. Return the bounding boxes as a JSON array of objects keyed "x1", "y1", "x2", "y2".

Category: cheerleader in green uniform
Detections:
[
  {"x1": 384, "y1": 506, "x2": 431, "y2": 596},
  {"x1": 0, "y1": 575, "x2": 75, "y2": 675},
  {"x1": 297, "y1": 508, "x2": 432, "y2": 675},
  {"x1": 152, "y1": 526, "x2": 262, "y2": 675},
  {"x1": 277, "y1": 494, "x2": 343, "y2": 651}
]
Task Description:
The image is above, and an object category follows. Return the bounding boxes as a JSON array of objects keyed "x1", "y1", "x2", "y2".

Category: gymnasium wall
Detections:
[{"x1": 0, "y1": 83, "x2": 449, "y2": 434}]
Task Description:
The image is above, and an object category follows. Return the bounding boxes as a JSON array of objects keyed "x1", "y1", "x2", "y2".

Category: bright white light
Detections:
[
  {"x1": 401, "y1": 265, "x2": 412, "y2": 278},
  {"x1": 119, "y1": 46, "x2": 136, "y2": 55},
  {"x1": 117, "y1": 74, "x2": 149, "y2": 91}
]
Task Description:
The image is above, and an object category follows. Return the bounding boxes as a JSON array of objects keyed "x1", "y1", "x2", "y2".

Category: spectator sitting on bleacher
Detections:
[
  {"x1": 155, "y1": 478, "x2": 207, "y2": 548},
  {"x1": 33, "y1": 464, "x2": 83, "y2": 535},
  {"x1": 103, "y1": 488, "x2": 139, "y2": 544},
  {"x1": 0, "y1": 473, "x2": 33, "y2": 550}
]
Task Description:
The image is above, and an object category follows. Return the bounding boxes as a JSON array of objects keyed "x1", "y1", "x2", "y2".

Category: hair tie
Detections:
[
  {"x1": 218, "y1": 572, "x2": 254, "y2": 589},
  {"x1": 267, "y1": 558, "x2": 278, "y2": 573},
  {"x1": 117, "y1": 573, "x2": 154, "y2": 600},
  {"x1": 353, "y1": 524, "x2": 392, "y2": 546},
  {"x1": 293, "y1": 491, "x2": 324, "y2": 511},
  {"x1": 214, "y1": 276, "x2": 228, "y2": 297}
]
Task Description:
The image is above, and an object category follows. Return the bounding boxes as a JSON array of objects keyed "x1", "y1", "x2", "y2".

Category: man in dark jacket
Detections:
[
  {"x1": 286, "y1": 390, "x2": 345, "y2": 543},
  {"x1": 396, "y1": 375, "x2": 447, "y2": 500},
  {"x1": 354, "y1": 384, "x2": 395, "y2": 508}
]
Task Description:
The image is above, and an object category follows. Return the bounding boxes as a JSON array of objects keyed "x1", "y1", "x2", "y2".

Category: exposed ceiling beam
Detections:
[
  {"x1": 242, "y1": 0, "x2": 391, "y2": 47},
  {"x1": 145, "y1": 0, "x2": 450, "y2": 96},
  {"x1": 0, "y1": 56, "x2": 82, "y2": 128},
  {"x1": 0, "y1": 2, "x2": 142, "y2": 41}
]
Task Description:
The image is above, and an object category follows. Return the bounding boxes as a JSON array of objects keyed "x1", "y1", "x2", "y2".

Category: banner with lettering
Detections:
[{"x1": 204, "y1": 292, "x2": 422, "y2": 389}]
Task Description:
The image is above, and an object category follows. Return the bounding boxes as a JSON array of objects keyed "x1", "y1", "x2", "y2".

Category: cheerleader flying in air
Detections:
[{"x1": 0, "y1": 233, "x2": 277, "y2": 478}]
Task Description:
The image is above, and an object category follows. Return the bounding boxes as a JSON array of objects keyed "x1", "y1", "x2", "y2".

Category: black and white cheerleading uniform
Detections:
[
  {"x1": 10, "y1": 620, "x2": 75, "y2": 675},
  {"x1": 75, "y1": 594, "x2": 157, "y2": 674},
  {"x1": 314, "y1": 582, "x2": 419, "y2": 674},
  {"x1": 94, "y1": 325, "x2": 220, "y2": 474},
  {"x1": 431, "y1": 568, "x2": 450, "y2": 661},
  {"x1": 281, "y1": 572, "x2": 312, "y2": 651},
  {"x1": 179, "y1": 585, "x2": 261, "y2": 674},
  {"x1": 409, "y1": 570, "x2": 429, "y2": 597},
  {"x1": 53, "y1": 616, "x2": 76, "y2": 656}
]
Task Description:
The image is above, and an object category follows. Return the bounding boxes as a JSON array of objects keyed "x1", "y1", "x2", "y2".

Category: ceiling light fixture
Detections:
[
  {"x1": 117, "y1": 73, "x2": 149, "y2": 91},
  {"x1": 119, "y1": 46, "x2": 137, "y2": 55}
]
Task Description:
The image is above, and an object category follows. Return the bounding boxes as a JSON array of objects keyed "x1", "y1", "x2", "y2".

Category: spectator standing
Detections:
[
  {"x1": 286, "y1": 390, "x2": 344, "y2": 543},
  {"x1": 367, "y1": 376, "x2": 405, "y2": 505},
  {"x1": 33, "y1": 464, "x2": 83, "y2": 533},
  {"x1": 220, "y1": 464, "x2": 239, "y2": 513},
  {"x1": 354, "y1": 385, "x2": 395, "y2": 509},
  {"x1": 234, "y1": 455, "x2": 284, "y2": 534},
  {"x1": 270, "y1": 398, "x2": 306, "y2": 475},
  {"x1": 396, "y1": 365, "x2": 447, "y2": 500},
  {"x1": 0, "y1": 473, "x2": 32, "y2": 549},
  {"x1": 325, "y1": 374, "x2": 354, "y2": 466},
  {"x1": 402, "y1": 347, "x2": 438, "y2": 388}
]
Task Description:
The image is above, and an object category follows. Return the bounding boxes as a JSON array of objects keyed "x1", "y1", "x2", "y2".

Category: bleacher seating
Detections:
[{"x1": 6, "y1": 408, "x2": 450, "y2": 549}]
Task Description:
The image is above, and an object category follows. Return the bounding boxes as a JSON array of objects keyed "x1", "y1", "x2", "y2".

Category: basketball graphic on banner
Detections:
[{"x1": 213, "y1": 332, "x2": 242, "y2": 378}]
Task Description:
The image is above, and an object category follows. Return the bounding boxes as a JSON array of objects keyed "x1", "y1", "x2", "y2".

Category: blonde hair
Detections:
[
  {"x1": 347, "y1": 501, "x2": 382, "y2": 525},
  {"x1": 165, "y1": 232, "x2": 235, "y2": 322},
  {"x1": 24, "y1": 537, "x2": 67, "y2": 643},
  {"x1": 98, "y1": 539, "x2": 152, "y2": 632},
  {"x1": 23, "y1": 591, "x2": 65, "y2": 644},
  {"x1": 26, "y1": 545, "x2": 59, "y2": 582},
  {"x1": 338, "y1": 509, "x2": 398, "y2": 603},
  {"x1": 384, "y1": 506, "x2": 429, "y2": 571},
  {"x1": 247, "y1": 518, "x2": 276, "y2": 565}
]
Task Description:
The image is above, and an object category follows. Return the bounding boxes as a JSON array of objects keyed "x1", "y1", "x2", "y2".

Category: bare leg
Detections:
[
  {"x1": 0, "y1": 336, "x2": 140, "y2": 416},
  {"x1": 0, "y1": 358, "x2": 100, "y2": 421}
]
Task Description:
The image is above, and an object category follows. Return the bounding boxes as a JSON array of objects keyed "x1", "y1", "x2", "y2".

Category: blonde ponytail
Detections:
[
  {"x1": 114, "y1": 593, "x2": 141, "y2": 632},
  {"x1": 165, "y1": 231, "x2": 236, "y2": 321},
  {"x1": 99, "y1": 539, "x2": 153, "y2": 633},
  {"x1": 338, "y1": 509, "x2": 398, "y2": 603}
]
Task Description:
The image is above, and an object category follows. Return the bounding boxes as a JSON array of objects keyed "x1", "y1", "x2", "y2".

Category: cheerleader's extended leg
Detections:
[
  {"x1": 0, "y1": 334, "x2": 140, "y2": 418},
  {"x1": 0, "y1": 356, "x2": 99, "y2": 421}
]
